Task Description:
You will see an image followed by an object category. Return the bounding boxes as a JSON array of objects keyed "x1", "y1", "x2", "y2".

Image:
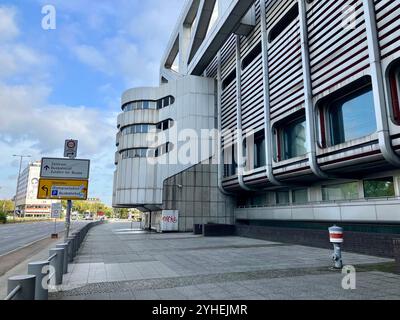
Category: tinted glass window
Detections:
[
  {"x1": 329, "y1": 87, "x2": 376, "y2": 145},
  {"x1": 276, "y1": 191, "x2": 290, "y2": 205},
  {"x1": 251, "y1": 194, "x2": 267, "y2": 206},
  {"x1": 292, "y1": 189, "x2": 308, "y2": 204},
  {"x1": 363, "y1": 177, "x2": 395, "y2": 198},
  {"x1": 163, "y1": 97, "x2": 170, "y2": 107},
  {"x1": 282, "y1": 117, "x2": 307, "y2": 160},
  {"x1": 254, "y1": 132, "x2": 266, "y2": 168},
  {"x1": 322, "y1": 182, "x2": 359, "y2": 201}
]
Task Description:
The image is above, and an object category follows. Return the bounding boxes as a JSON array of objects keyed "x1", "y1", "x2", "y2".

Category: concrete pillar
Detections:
[
  {"x1": 49, "y1": 248, "x2": 64, "y2": 286},
  {"x1": 7, "y1": 275, "x2": 36, "y2": 300},
  {"x1": 56, "y1": 243, "x2": 69, "y2": 274},
  {"x1": 66, "y1": 238, "x2": 73, "y2": 262},
  {"x1": 27, "y1": 261, "x2": 49, "y2": 300}
]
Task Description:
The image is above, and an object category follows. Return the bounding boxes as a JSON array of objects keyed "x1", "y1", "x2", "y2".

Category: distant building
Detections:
[{"x1": 15, "y1": 161, "x2": 60, "y2": 218}]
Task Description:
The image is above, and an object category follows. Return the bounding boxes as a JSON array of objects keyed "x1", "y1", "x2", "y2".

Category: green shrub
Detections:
[{"x1": 0, "y1": 212, "x2": 7, "y2": 224}]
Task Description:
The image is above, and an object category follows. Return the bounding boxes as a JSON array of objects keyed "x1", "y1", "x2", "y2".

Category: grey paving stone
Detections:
[{"x1": 49, "y1": 222, "x2": 399, "y2": 301}]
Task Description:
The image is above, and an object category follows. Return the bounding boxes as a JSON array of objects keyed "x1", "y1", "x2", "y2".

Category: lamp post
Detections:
[{"x1": 13, "y1": 155, "x2": 31, "y2": 221}]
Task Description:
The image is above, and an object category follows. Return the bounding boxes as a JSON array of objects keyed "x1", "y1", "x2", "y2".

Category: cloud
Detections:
[
  {"x1": 0, "y1": 6, "x2": 19, "y2": 42},
  {"x1": 0, "y1": 82, "x2": 114, "y2": 155},
  {"x1": 0, "y1": 6, "x2": 53, "y2": 82},
  {"x1": 72, "y1": 44, "x2": 112, "y2": 75},
  {"x1": 53, "y1": 0, "x2": 184, "y2": 87},
  {"x1": 0, "y1": 44, "x2": 50, "y2": 81},
  {"x1": 0, "y1": 1, "x2": 187, "y2": 205},
  {"x1": 0, "y1": 82, "x2": 116, "y2": 203}
]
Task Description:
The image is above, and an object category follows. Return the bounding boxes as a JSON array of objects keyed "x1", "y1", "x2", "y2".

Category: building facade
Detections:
[
  {"x1": 15, "y1": 161, "x2": 60, "y2": 218},
  {"x1": 113, "y1": 0, "x2": 400, "y2": 243}
]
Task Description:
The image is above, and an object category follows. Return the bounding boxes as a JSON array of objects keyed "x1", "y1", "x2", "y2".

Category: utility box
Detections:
[
  {"x1": 193, "y1": 224, "x2": 203, "y2": 235},
  {"x1": 160, "y1": 210, "x2": 179, "y2": 232}
]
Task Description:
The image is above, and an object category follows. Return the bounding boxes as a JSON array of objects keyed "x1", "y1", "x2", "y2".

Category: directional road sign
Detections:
[
  {"x1": 38, "y1": 179, "x2": 89, "y2": 200},
  {"x1": 40, "y1": 158, "x2": 90, "y2": 180},
  {"x1": 64, "y1": 140, "x2": 78, "y2": 158},
  {"x1": 51, "y1": 203, "x2": 62, "y2": 219}
]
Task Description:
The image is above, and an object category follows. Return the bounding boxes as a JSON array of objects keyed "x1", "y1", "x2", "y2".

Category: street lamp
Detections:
[{"x1": 13, "y1": 154, "x2": 31, "y2": 220}]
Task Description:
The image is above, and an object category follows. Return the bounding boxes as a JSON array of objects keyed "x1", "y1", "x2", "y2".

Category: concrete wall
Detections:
[{"x1": 162, "y1": 158, "x2": 235, "y2": 231}]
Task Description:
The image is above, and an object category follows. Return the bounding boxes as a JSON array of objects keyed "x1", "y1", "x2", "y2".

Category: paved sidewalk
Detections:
[{"x1": 50, "y1": 222, "x2": 400, "y2": 300}]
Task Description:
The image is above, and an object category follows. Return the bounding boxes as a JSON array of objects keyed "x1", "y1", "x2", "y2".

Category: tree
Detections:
[
  {"x1": 115, "y1": 208, "x2": 129, "y2": 219},
  {"x1": 0, "y1": 200, "x2": 14, "y2": 214},
  {"x1": 62, "y1": 199, "x2": 114, "y2": 217}
]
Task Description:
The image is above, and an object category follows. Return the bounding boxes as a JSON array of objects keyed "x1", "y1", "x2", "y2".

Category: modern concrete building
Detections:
[
  {"x1": 113, "y1": 0, "x2": 400, "y2": 254},
  {"x1": 15, "y1": 161, "x2": 60, "y2": 218}
]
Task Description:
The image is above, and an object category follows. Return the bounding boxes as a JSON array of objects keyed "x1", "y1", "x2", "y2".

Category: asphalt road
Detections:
[{"x1": 0, "y1": 221, "x2": 87, "y2": 256}]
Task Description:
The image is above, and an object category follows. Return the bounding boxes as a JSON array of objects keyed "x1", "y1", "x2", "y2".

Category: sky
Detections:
[{"x1": 0, "y1": 0, "x2": 183, "y2": 205}]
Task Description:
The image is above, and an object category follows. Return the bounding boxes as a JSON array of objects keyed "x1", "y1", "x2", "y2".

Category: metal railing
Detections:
[
  {"x1": 4, "y1": 220, "x2": 104, "y2": 301},
  {"x1": 4, "y1": 285, "x2": 21, "y2": 301}
]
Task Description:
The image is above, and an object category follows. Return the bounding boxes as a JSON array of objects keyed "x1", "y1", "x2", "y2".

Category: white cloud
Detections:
[
  {"x1": 72, "y1": 44, "x2": 112, "y2": 75},
  {"x1": 56, "y1": 0, "x2": 184, "y2": 87},
  {"x1": 0, "y1": 6, "x2": 19, "y2": 42},
  {"x1": 0, "y1": 82, "x2": 116, "y2": 204},
  {"x1": 0, "y1": 0, "x2": 187, "y2": 205},
  {"x1": 0, "y1": 6, "x2": 53, "y2": 82},
  {"x1": 0, "y1": 44, "x2": 49, "y2": 80}
]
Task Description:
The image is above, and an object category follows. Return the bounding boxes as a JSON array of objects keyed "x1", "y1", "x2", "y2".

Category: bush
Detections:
[{"x1": 0, "y1": 212, "x2": 7, "y2": 224}]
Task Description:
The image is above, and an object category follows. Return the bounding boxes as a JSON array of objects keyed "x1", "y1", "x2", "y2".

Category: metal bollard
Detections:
[
  {"x1": 393, "y1": 238, "x2": 400, "y2": 274},
  {"x1": 73, "y1": 232, "x2": 80, "y2": 252},
  {"x1": 70, "y1": 235, "x2": 77, "y2": 257},
  {"x1": 7, "y1": 275, "x2": 36, "y2": 300},
  {"x1": 67, "y1": 237, "x2": 75, "y2": 262},
  {"x1": 329, "y1": 225, "x2": 344, "y2": 269},
  {"x1": 49, "y1": 248, "x2": 64, "y2": 286},
  {"x1": 77, "y1": 231, "x2": 82, "y2": 248},
  {"x1": 56, "y1": 243, "x2": 69, "y2": 274},
  {"x1": 27, "y1": 261, "x2": 49, "y2": 300}
]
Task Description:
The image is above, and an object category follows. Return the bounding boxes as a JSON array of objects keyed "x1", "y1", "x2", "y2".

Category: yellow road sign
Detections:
[{"x1": 38, "y1": 179, "x2": 89, "y2": 200}]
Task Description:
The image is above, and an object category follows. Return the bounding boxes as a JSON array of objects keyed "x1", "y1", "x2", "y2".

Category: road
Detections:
[{"x1": 0, "y1": 221, "x2": 87, "y2": 256}]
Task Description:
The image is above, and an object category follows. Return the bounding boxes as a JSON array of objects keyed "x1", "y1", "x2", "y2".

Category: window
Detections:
[
  {"x1": 222, "y1": 69, "x2": 236, "y2": 90},
  {"x1": 254, "y1": 131, "x2": 266, "y2": 169},
  {"x1": 389, "y1": 63, "x2": 400, "y2": 124},
  {"x1": 122, "y1": 124, "x2": 155, "y2": 135},
  {"x1": 275, "y1": 115, "x2": 307, "y2": 161},
  {"x1": 163, "y1": 97, "x2": 170, "y2": 108},
  {"x1": 268, "y1": 3, "x2": 299, "y2": 43},
  {"x1": 158, "y1": 96, "x2": 175, "y2": 109},
  {"x1": 242, "y1": 42, "x2": 262, "y2": 70},
  {"x1": 322, "y1": 182, "x2": 359, "y2": 201},
  {"x1": 292, "y1": 189, "x2": 308, "y2": 204},
  {"x1": 122, "y1": 96, "x2": 175, "y2": 112},
  {"x1": 155, "y1": 142, "x2": 173, "y2": 157},
  {"x1": 121, "y1": 148, "x2": 152, "y2": 159},
  {"x1": 156, "y1": 119, "x2": 174, "y2": 131},
  {"x1": 363, "y1": 177, "x2": 395, "y2": 198},
  {"x1": 276, "y1": 191, "x2": 290, "y2": 205},
  {"x1": 250, "y1": 194, "x2": 267, "y2": 206},
  {"x1": 319, "y1": 79, "x2": 376, "y2": 147},
  {"x1": 223, "y1": 146, "x2": 237, "y2": 177}
]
